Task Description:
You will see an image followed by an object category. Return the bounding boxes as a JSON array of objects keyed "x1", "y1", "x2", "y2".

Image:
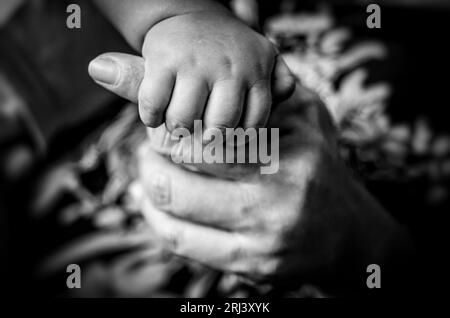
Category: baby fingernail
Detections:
[{"x1": 88, "y1": 57, "x2": 119, "y2": 85}]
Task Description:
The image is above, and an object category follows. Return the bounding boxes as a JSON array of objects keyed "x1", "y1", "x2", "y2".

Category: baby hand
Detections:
[{"x1": 89, "y1": 10, "x2": 295, "y2": 132}]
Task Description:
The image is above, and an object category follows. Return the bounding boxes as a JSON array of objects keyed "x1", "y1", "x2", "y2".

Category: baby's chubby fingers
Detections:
[
  {"x1": 138, "y1": 64, "x2": 175, "y2": 127},
  {"x1": 203, "y1": 79, "x2": 245, "y2": 134},
  {"x1": 242, "y1": 79, "x2": 271, "y2": 129},
  {"x1": 165, "y1": 76, "x2": 209, "y2": 132},
  {"x1": 88, "y1": 51, "x2": 296, "y2": 133}
]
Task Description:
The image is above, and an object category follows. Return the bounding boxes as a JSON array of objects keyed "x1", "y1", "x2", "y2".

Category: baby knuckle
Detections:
[
  {"x1": 217, "y1": 56, "x2": 234, "y2": 75},
  {"x1": 185, "y1": 54, "x2": 200, "y2": 68},
  {"x1": 250, "y1": 61, "x2": 269, "y2": 80},
  {"x1": 176, "y1": 54, "x2": 199, "y2": 73}
]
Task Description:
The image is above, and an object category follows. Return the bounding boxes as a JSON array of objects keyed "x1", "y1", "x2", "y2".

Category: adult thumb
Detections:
[{"x1": 88, "y1": 52, "x2": 145, "y2": 103}]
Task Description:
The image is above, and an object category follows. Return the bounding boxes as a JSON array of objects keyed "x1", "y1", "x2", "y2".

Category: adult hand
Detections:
[
  {"x1": 89, "y1": 53, "x2": 414, "y2": 294},
  {"x1": 137, "y1": 85, "x2": 412, "y2": 293}
]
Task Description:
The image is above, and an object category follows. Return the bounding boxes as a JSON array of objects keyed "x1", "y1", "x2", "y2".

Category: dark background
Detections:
[{"x1": 2, "y1": 0, "x2": 449, "y2": 296}]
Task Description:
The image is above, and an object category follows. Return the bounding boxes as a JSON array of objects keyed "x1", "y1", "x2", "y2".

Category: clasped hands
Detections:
[{"x1": 88, "y1": 52, "x2": 411, "y2": 293}]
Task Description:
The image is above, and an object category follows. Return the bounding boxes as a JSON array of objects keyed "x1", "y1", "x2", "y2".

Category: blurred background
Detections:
[{"x1": 1, "y1": 0, "x2": 450, "y2": 297}]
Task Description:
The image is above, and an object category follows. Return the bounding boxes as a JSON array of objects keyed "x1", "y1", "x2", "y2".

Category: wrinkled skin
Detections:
[
  {"x1": 137, "y1": 84, "x2": 408, "y2": 291},
  {"x1": 89, "y1": 53, "x2": 413, "y2": 294}
]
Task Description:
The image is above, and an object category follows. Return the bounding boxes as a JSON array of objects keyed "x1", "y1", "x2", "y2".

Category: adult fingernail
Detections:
[{"x1": 88, "y1": 57, "x2": 119, "y2": 85}]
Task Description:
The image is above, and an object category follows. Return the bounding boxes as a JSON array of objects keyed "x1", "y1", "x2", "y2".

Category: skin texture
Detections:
[
  {"x1": 88, "y1": 51, "x2": 414, "y2": 293},
  {"x1": 91, "y1": 0, "x2": 295, "y2": 133},
  {"x1": 137, "y1": 85, "x2": 413, "y2": 294}
]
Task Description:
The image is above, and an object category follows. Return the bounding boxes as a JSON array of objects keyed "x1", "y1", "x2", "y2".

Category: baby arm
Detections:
[{"x1": 92, "y1": 0, "x2": 295, "y2": 132}]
